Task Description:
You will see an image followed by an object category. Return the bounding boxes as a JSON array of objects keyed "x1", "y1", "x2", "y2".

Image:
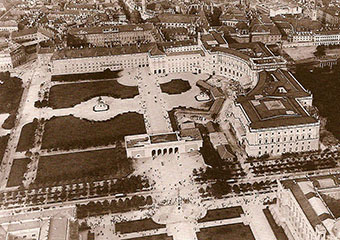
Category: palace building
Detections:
[
  {"x1": 232, "y1": 69, "x2": 319, "y2": 157},
  {"x1": 125, "y1": 129, "x2": 203, "y2": 158},
  {"x1": 49, "y1": 31, "x2": 319, "y2": 158},
  {"x1": 50, "y1": 31, "x2": 286, "y2": 82}
]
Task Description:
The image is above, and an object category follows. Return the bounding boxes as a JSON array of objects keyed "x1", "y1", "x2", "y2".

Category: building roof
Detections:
[
  {"x1": 52, "y1": 43, "x2": 156, "y2": 60},
  {"x1": 210, "y1": 47, "x2": 251, "y2": 62},
  {"x1": 12, "y1": 28, "x2": 37, "y2": 38},
  {"x1": 210, "y1": 98, "x2": 225, "y2": 116},
  {"x1": 236, "y1": 69, "x2": 317, "y2": 129},
  {"x1": 206, "y1": 121, "x2": 216, "y2": 133},
  {"x1": 180, "y1": 128, "x2": 202, "y2": 141},
  {"x1": 68, "y1": 24, "x2": 154, "y2": 35},
  {"x1": 157, "y1": 13, "x2": 197, "y2": 24},
  {"x1": 217, "y1": 144, "x2": 235, "y2": 160},
  {"x1": 0, "y1": 20, "x2": 17, "y2": 27}
]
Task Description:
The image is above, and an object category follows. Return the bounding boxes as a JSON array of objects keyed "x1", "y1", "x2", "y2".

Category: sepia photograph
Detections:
[{"x1": 0, "y1": 0, "x2": 339, "y2": 239}]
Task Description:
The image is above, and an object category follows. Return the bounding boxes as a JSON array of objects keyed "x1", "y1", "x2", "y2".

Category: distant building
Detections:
[
  {"x1": 269, "y1": 4, "x2": 302, "y2": 17},
  {"x1": 250, "y1": 21, "x2": 282, "y2": 44},
  {"x1": 11, "y1": 27, "x2": 53, "y2": 44},
  {"x1": 68, "y1": 24, "x2": 159, "y2": 47},
  {"x1": 317, "y1": 7, "x2": 340, "y2": 25},
  {"x1": 0, "y1": 20, "x2": 18, "y2": 32},
  {"x1": 0, "y1": 42, "x2": 26, "y2": 72}
]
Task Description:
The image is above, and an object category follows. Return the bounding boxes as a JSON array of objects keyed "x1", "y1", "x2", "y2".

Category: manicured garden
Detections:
[
  {"x1": 115, "y1": 218, "x2": 166, "y2": 234},
  {"x1": 48, "y1": 80, "x2": 139, "y2": 109},
  {"x1": 41, "y1": 113, "x2": 146, "y2": 150},
  {"x1": 197, "y1": 223, "x2": 255, "y2": 240},
  {"x1": 127, "y1": 234, "x2": 173, "y2": 240},
  {"x1": 35, "y1": 147, "x2": 133, "y2": 184},
  {"x1": 51, "y1": 69, "x2": 121, "y2": 82},
  {"x1": 198, "y1": 207, "x2": 244, "y2": 223},
  {"x1": 16, "y1": 118, "x2": 39, "y2": 152},
  {"x1": 7, "y1": 158, "x2": 30, "y2": 187},
  {"x1": 0, "y1": 134, "x2": 9, "y2": 164},
  {"x1": 160, "y1": 79, "x2": 191, "y2": 95},
  {"x1": 0, "y1": 72, "x2": 24, "y2": 129}
]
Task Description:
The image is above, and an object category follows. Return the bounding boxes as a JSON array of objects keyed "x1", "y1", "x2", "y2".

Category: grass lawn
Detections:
[
  {"x1": 197, "y1": 224, "x2": 255, "y2": 240},
  {"x1": 198, "y1": 206, "x2": 244, "y2": 223},
  {"x1": 7, "y1": 158, "x2": 30, "y2": 187},
  {"x1": 16, "y1": 119, "x2": 38, "y2": 152},
  {"x1": 35, "y1": 147, "x2": 132, "y2": 184},
  {"x1": 41, "y1": 113, "x2": 146, "y2": 150},
  {"x1": 0, "y1": 134, "x2": 9, "y2": 164},
  {"x1": 263, "y1": 208, "x2": 288, "y2": 240},
  {"x1": 115, "y1": 219, "x2": 166, "y2": 234},
  {"x1": 160, "y1": 79, "x2": 191, "y2": 95},
  {"x1": 127, "y1": 235, "x2": 173, "y2": 240},
  {"x1": 0, "y1": 72, "x2": 24, "y2": 129},
  {"x1": 51, "y1": 69, "x2": 121, "y2": 82},
  {"x1": 49, "y1": 80, "x2": 139, "y2": 109}
]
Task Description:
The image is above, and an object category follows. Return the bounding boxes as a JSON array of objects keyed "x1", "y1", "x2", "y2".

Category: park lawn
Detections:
[
  {"x1": 198, "y1": 206, "x2": 244, "y2": 223},
  {"x1": 49, "y1": 80, "x2": 139, "y2": 109},
  {"x1": 35, "y1": 147, "x2": 132, "y2": 184},
  {"x1": 0, "y1": 72, "x2": 24, "y2": 129},
  {"x1": 160, "y1": 79, "x2": 191, "y2": 95},
  {"x1": 127, "y1": 235, "x2": 173, "y2": 240},
  {"x1": 115, "y1": 218, "x2": 166, "y2": 234},
  {"x1": 7, "y1": 158, "x2": 30, "y2": 187},
  {"x1": 0, "y1": 134, "x2": 9, "y2": 164},
  {"x1": 41, "y1": 113, "x2": 146, "y2": 150},
  {"x1": 197, "y1": 224, "x2": 255, "y2": 240},
  {"x1": 51, "y1": 69, "x2": 121, "y2": 82},
  {"x1": 16, "y1": 119, "x2": 38, "y2": 152}
]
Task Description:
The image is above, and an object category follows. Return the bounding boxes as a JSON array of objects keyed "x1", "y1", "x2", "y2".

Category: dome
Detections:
[{"x1": 332, "y1": 219, "x2": 340, "y2": 238}]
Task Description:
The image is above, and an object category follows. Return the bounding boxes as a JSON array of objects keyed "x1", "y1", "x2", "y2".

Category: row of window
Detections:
[
  {"x1": 258, "y1": 144, "x2": 311, "y2": 155},
  {"x1": 258, "y1": 135, "x2": 313, "y2": 144}
]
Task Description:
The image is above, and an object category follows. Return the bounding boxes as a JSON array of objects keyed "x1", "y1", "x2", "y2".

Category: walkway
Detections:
[{"x1": 135, "y1": 69, "x2": 172, "y2": 134}]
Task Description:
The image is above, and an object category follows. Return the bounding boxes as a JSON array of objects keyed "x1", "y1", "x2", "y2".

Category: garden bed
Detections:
[
  {"x1": 7, "y1": 158, "x2": 30, "y2": 187},
  {"x1": 41, "y1": 113, "x2": 146, "y2": 150},
  {"x1": 160, "y1": 79, "x2": 191, "y2": 95},
  {"x1": 0, "y1": 134, "x2": 9, "y2": 165},
  {"x1": 51, "y1": 69, "x2": 121, "y2": 82},
  {"x1": 16, "y1": 119, "x2": 38, "y2": 152},
  {"x1": 115, "y1": 219, "x2": 166, "y2": 234},
  {"x1": 49, "y1": 80, "x2": 138, "y2": 109},
  {"x1": 35, "y1": 147, "x2": 132, "y2": 184},
  {"x1": 198, "y1": 206, "x2": 244, "y2": 223},
  {"x1": 127, "y1": 235, "x2": 173, "y2": 240},
  {"x1": 197, "y1": 223, "x2": 255, "y2": 240}
]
